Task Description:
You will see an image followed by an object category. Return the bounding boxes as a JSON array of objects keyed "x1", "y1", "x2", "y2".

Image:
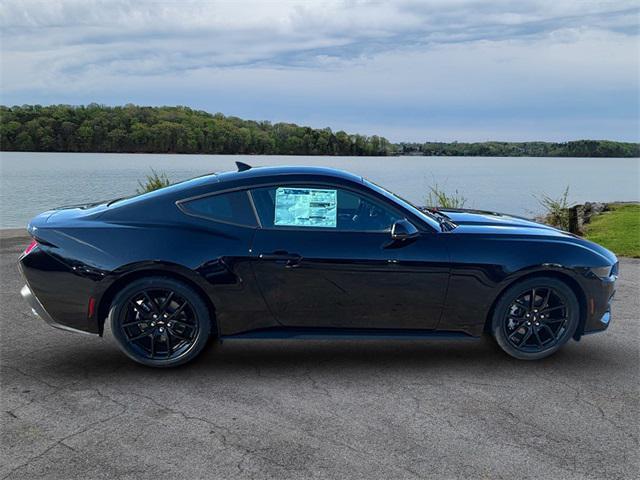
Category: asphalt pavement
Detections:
[{"x1": 1, "y1": 229, "x2": 638, "y2": 479}]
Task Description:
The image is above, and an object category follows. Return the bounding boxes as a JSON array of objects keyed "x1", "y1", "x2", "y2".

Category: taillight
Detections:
[{"x1": 24, "y1": 239, "x2": 38, "y2": 256}]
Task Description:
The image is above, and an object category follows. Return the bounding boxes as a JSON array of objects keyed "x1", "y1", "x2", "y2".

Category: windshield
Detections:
[{"x1": 363, "y1": 178, "x2": 442, "y2": 231}]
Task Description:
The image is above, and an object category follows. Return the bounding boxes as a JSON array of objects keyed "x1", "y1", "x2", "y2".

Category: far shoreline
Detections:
[
  {"x1": 3, "y1": 105, "x2": 639, "y2": 158},
  {"x1": 1, "y1": 151, "x2": 639, "y2": 159}
]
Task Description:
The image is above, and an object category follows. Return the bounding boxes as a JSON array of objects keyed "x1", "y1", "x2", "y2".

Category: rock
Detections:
[{"x1": 568, "y1": 202, "x2": 609, "y2": 234}]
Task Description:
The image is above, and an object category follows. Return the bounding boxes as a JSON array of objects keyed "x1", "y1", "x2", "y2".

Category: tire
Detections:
[
  {"x1": 491, "y1": 277, "x2": 579, "y2": 360},
  {"x1": 109, "y1": 276, "x2": 212, "y2": 367}
]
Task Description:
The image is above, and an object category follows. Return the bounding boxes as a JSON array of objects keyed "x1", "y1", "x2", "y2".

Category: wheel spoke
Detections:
[
  {"x1": 518, "y1": 328, "x2": 532, "y2": 346},
  {"x1": 128, "y1": 330, "x2": 150, "y2": 342},
  {"x1": 541, "y1": 316, "x2": 566, "y2": 324},
  {"x1": 507, "y1": 317, "x2": 526, "y2": 330},
  {"x1": 533, "y1": 328, "x2": 544, "y2": 347},
  {"x1": 150, "y1": 333, "x2": 156, "y2": 358},
  {"x1": 170, "y1": 318, "x2": 194, "y2": 328},
  {"x1": 541, "y1": 288, "x2": 552, "y2": 309},
  {"x1": 129, "y1": 300, "x2": 146, "y2": 314},
  {"x1": 168, "y1": 327, "x2": 189, "y2": 341},
  {"x1": 540, "y1": 305, "x2": 564, "y2": 315},
  {"x1": 122, "y1": 320, "x2": 144, "y2": 327},
  {"x1": 143, "y1": 291, "x2": 160, "y2": 314},
  {"x1": 158, "y1": 291, "x2": 174, "y2": 314},
  {"x1": 165, "y1": 332, "x2": 172, "y2": 357},
  {"x1": 540, "y1": 324, "x2": 557, "y2": 340},
  {"x1": 508, "y1": 329, "x2": 521, "y2": 340},
  {"x1": 529, "y1": 288, "x2": 536, "y2": 310},
  {"x1": 167, "y1": 301, "x2": 188, "y2": 320}
]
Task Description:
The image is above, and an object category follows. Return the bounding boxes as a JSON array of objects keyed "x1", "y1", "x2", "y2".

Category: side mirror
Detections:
[{"x1": 391, "y1": 219, "x2": 419, "y2": 241}]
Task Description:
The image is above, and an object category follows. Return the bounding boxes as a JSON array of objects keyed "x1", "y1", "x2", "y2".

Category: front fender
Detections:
[{"x1": 439, "y1": 234, "x2": 613, "y2": 336}]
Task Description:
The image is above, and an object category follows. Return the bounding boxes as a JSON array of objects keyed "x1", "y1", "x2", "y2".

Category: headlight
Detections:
[{"x1": 590, "y1": 265, "x2": 615, "y2": 279}]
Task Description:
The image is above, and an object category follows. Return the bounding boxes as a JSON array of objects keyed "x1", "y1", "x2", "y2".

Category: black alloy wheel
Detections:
[
  {"x1": 492, "y1": 277, "x2": 579, "y2": 360},
  {"x1": 504, "y1": 287, "x2": 570, "y2": 352},
  {"x1": 109, "y1": 277, "x2": 211, "y2": 367}
]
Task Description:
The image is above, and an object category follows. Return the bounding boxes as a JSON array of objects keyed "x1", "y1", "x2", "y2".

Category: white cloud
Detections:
[{"x1": 1, "y1": 0, "x2": 638, "y2": 141}]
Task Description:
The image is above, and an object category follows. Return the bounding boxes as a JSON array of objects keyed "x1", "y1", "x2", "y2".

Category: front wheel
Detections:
[
  {"x1": 109, "y1": 277, "x2": 212, "y2": 367},
  {"x1": 491, "y1": 277, "x2": 580, "y2": 360}
]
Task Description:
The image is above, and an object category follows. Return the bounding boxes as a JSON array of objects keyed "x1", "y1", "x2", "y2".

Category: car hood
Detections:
[
  {"x1": 442, "y1": 209, "x2": 556, "y2": 232},
  {"x1": 439, "y1": 208, "x2": 617, "y2": 263}
]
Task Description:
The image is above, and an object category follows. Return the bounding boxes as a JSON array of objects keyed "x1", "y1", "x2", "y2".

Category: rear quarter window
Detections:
[{"x1": 179, "y1": 190, "x2": 257, "y2": 227}]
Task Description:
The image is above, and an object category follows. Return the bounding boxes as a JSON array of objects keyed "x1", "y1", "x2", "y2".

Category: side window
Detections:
[
  {"x1": 250, "y1": 186, "x2": 402, "y2": 231},
  {"x1": 274, "y1": 187, "x2": 338, "y2": 228},
  {"x1": 179, "y1": 190, "x2": 257, "y2": 227},
  {"x1": 336, "y1": 189, "x2": 402, "y2": 231}
]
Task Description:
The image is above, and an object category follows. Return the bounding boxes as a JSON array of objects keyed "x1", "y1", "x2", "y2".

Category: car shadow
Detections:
[
  {"x1": 192, "y1": 336, "x2": 614, "y2": 372},
  {"x1": 24, "y1": 334, "x2": 618, "y2": 383}
]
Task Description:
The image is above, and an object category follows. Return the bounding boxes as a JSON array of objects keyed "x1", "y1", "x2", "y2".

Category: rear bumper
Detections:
[
  {"x1": 18, "y1": 246, "x2": 101, "y2": 334},
  {"x1": 20, "y1": 284, "x2": 96, "y2": 336}
]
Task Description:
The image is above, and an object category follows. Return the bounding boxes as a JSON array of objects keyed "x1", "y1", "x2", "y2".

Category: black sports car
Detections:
[{"x1": 19, "y1": 163, "x2": 618, "y2": 367}]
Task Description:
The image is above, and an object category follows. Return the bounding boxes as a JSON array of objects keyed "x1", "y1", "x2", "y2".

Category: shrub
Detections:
[
  {"x1": 137, "y1": 168, "x2": 170, "y2": 194},
  {"x1": 426, "y1": 183, "x2": 467, "y2": 209},
  {"x1": 535, "y1": 186, "x2": 571, "y2": 230}
]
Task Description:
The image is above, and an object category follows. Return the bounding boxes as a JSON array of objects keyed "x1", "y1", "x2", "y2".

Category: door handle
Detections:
[{"x1": 259, "y1": 251, "x2": 302, "y2": 267}]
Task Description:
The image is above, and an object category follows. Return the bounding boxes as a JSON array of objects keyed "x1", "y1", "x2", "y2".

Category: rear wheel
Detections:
[
  {"x1": 109, "y1": 277, "x2": 211, "y2": 367},
  {"x1": 491, "y1": 277, "x2": 579, "y2": 360}
]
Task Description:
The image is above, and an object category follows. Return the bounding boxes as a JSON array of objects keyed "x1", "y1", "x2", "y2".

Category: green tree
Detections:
[{"x1": 1, "y1": 104, "x2": 637, "y2": 157}]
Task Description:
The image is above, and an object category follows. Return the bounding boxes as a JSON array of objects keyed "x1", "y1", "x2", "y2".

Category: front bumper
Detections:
[
  {"x1": 21, "y1": 284, "x2": 95, "y2": 336},
  {"x1": 581, "y1": 274, "x2": 616, "y2": 336},
  {"x1": 582, "y1": 300, "x2": 614, "y2": 335}
]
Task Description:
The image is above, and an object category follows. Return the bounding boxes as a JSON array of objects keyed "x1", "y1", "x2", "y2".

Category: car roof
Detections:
[
  {"x1": 106, "y1": 165, "x2": 365, "y2": 210},
  {"x1": 214, "y1": 165, "x2": 364, "y2": 185},
  {"x1": 101, "y1": 163, "x2": 442, "y2": 232}
]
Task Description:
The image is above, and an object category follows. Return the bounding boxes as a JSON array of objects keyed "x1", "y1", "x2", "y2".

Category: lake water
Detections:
[{"x1": 1, "y1": 152, "x2": 638, "y2": 228}]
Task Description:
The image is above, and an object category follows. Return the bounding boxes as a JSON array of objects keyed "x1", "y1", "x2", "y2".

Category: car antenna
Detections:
[{"x1": 235, "y1": 161, "x2": 252, "y2": 172}]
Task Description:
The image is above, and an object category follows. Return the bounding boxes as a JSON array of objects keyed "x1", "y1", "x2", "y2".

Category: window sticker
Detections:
[{"x1": 274, "y1": 187, "x2": 337, "y2": 227}]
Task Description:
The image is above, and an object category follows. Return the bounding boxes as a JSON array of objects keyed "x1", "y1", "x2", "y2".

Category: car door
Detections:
[{"x1": 249, "y1": 183, "x2": 450, "y2": 330}]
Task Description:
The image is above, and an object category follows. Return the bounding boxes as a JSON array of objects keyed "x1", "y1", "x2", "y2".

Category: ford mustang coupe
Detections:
[{"x1": 19, "y1": 163, "x2": 617, "y2": 367}]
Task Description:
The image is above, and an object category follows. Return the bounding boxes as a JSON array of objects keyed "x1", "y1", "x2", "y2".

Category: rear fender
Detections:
[
  {"x1": 96, "y1": 252, "x2": 276, "y2": 336},
  {"x1": 95, "y1": 261, "x2": 221, "y2": 335}
]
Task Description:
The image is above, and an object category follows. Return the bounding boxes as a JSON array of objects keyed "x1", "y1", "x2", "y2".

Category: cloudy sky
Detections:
[{"x1": 1, "y1": 0, "x2": 638, "y2": 142}]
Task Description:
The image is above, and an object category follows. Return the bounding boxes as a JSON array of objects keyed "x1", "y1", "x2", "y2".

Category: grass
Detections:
[{"x1": 584, "y1": 203, "x2": 640, "y2": 258}]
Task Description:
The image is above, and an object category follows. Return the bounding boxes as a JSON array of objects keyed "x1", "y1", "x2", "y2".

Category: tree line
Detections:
[
  {"x1": 1, "y1": 104, "x2": 638, "y2": 157},
  {"x1": 0, "y1": 104, "x2": 392, "y2": 156},
  {"x1": 396, "y1": 140, "x2": 639, "y2": 158}
]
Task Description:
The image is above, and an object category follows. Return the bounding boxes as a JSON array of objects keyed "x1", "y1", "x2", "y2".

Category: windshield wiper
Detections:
[
  {"x1": 423, "y1": 208, "x2": 457, "y2": 231},
  {"x1": 106, "y1": 196, "x2": 131, "y2": 206}
]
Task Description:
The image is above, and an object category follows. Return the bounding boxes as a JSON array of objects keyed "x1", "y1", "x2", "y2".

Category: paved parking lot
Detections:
[{"x1": 1, "y1": 229, "x2": 638, "y2": 479}]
